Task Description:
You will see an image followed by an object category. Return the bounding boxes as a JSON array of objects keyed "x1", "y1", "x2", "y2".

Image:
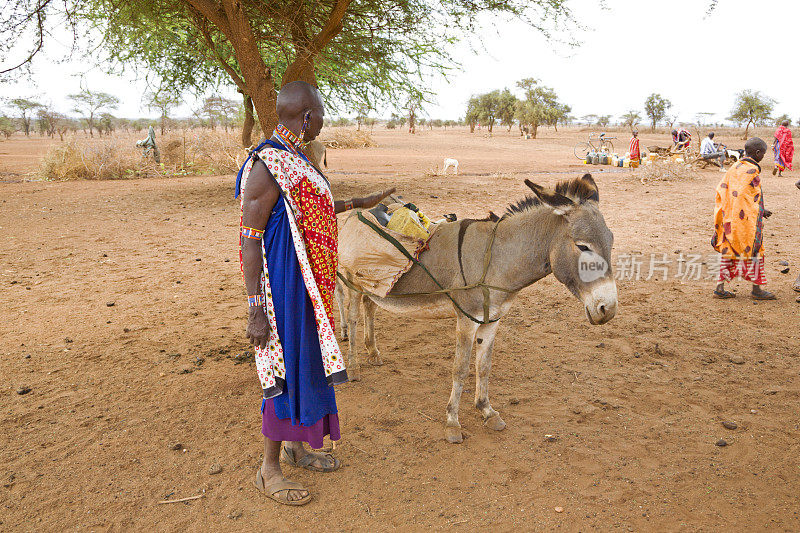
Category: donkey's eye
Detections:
[{"x1": 576, "y1": 244, "x2": 591, "y2": 252}]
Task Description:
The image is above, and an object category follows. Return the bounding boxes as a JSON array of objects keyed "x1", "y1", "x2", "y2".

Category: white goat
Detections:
[{"x1": 443, "y1": 158, "x2": 459, "y2": 175}]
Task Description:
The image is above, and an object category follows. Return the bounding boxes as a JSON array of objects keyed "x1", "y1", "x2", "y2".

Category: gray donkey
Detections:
[{"x1": 336, "y1": 174, "x2": 618, "y2": 443}]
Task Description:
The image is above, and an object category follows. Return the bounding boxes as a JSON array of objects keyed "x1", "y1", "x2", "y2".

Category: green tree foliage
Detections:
[
  {"x1": 36, "y1": 105, "x2": 69, "y2": 140},
  {"x1": 596, "y1": 115, "x2": 611, "y2": 127},
  {"x1": 728, "y1": 90, "x2": 775, "y2": 138},
  {"x1": 465, "y1": 96, "x2": 480, "y2": 133},
  {"x1": 146, "y1": 91, "x2": 181, "y2": 135},
  {"x1": 497, "y1": 89, "x2": 518, "y2": 132},
  {"x1": 68, "y1": 89, "x2": 119, "y2": 137},
  {"x1": 6, "y1": 98, "x2": 42, "y2": 136},
  {"x1": 514, "y1": 78, "x2": 569, "y2": 139},
  {"x1": 1, "y1": 0, "x2": 575, "y2": 138},
  {"x1": 198, "y1": 96, "x2": 240, "y2": 131},
  {"x1": 644, "y1": 93, "x2": 672, "y2": 132},
  {"x1": 0, "y1": 115, "x2": 16, "y2": 138},
  {"x1": 621, "y1": 111, "x2": 641, "y2": 131},
  {"x1": 773, "y1": 114, "x2": 791, "y2": 127}
]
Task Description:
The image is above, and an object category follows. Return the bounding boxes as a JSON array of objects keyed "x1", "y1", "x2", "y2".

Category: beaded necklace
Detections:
[{"x1": 274, "y1": 123, "x2": 307, "y2": 158}]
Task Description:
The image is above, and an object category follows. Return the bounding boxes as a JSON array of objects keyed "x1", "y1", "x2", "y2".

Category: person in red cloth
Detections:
[
  {"x1": 237, "y1": 81, "x2": 393, "y2": 505},
  {"x1": 772, "y1": 120, "x2": 794, "y2": 176},
  {"x1": 629, "y1": 130, "x2": 641, "y2": 163}
]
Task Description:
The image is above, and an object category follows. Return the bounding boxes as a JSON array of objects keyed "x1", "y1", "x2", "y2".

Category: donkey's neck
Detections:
[{"x1": 491, "y1": 207, "x2": 564, "y2": 292}]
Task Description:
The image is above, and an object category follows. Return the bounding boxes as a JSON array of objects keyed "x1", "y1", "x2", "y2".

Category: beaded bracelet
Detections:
[
  {"x1": 241, "y1": 226, "x2": 264, "y2": 240},
  {"x1": 344, "y1": 200, "x2": 354, "y2": 211},
  {"x1": 248, "y1": 294, "x2": 265, "y2": 307}
]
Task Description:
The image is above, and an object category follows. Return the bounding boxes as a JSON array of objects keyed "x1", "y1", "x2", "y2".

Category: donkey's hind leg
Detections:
[
  {"x1": 346, "y1": 289, "x2": 363, "y2": 381},
  {"x1": 474, "y1": 321, "x2": 505, "y2": 432},
  {"x1": 445, "y1": 314, "x2": 479, "y2": 443},
  {"x1": 335, "y1": 279, "x2": 349, "y2": 341},
  {"x1": 362, "y1": 297, "x2": 382, "y2": 366}
]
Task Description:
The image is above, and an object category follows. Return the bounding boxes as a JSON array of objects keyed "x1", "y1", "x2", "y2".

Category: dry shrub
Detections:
[
  {"x1": 320, "y1": 128, "x2": 377, "y2": 149},
  {"x1": 38, "y1": 129, "x2": 248, "y2": 181},
  {"x1": 637, "y1": 159, "x2": 699, "y2": 184},
  {"x1": 424, "y1": 164, "x2": 443, "y2": 177}
]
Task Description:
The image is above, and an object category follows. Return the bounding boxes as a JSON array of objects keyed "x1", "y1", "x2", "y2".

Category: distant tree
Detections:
[
  {"x1": 355, "y1": 105, "x2": 371, "y2": 131},
  {"x1": 644, "y1": 93, "x2": 672, "y2": 132},
  {"x1": 36, "y1": 105, "x2": 68, "y2": 139},
  {"x1": 774, "y1": 114, "x2": 792, "y2": 127},
  {"x1": 69, "y1": 89, "x2": 119, "y2": 137},
  {"x1": 473, "y1": 90, "x2": 503, "y2": 133},
  {"x1": 728, "y1": 90, "x2": 775, "y2": 139},
  {"x1": 407, "y1": 95, "x2": 423, "y2": 134},
  {"x1": 621, "y1": 110, "x2": 641, "y2": 131},
  {"x1": 514, "y1": 78, "x2": 569, "y2": 139},
  {"x1": 97, "y1": 112, "x2": 116, "y2": 135},
  {"x1": 431, "y1": 118, "x2": 443, "y2": 128},
  {"x1": 665, "y1": 114, "x2": 677, "y2": 130},
  {"x1": 7, "y1": 98, "x2": 42, "y2": 136},
  {"x1": 199, "y1": 96, "x2": 239, "y2": 131},
  {"x1": 147, "y1": 91, "x2": 181, "y2": 136},
  {"x1": 0, "y1": 115, "x2": 16, "y2": 138},
  {"x1": 581, "y1": 114, "x2": 597, "y2": 125},
  {"x1": 364, "y1": 117, "x2": 377, "y2": 131},
  {"x1": 465, "y1": 96, "x2": 480, "y2": 133},
  {"x1": 596, "y1": 115, "x2": 611, "y2": 127},
  {"x1": 331, "y1": 117, "x2": 352, "y2": 127},
  {"x1": 497, "y1": 89, "x2": 518, "y2": 132}
]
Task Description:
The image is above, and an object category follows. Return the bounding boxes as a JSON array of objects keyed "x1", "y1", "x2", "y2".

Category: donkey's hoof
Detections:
[
  {"x1": 445, "y1": 426, "x2": 463, "y2": 444},
  {"x1": 348, "y1": 368, "x2": 361, "y2": 382},
  {"x1": 367, "y1": 353, "x2": 383, "y2": 366},
  {"x1": 484, "y1": 414, "x2": 506, "y2": 431}
]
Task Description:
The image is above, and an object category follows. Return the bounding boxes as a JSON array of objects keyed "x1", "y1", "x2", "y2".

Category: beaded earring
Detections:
[{"x1": 300, "y1": 110, "x2": 311, "y2": 141}]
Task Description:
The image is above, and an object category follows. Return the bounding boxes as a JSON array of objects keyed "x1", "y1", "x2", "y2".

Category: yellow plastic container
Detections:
[
  {"x1": 386, "y1": 207, "x2": 430, "y2": 240},
  {"x1": 622, "y1": 159, "x2": 630, "y2": 168}
]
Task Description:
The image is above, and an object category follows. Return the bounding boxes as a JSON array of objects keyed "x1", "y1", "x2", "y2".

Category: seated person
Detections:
[
  {"x1": 672, "y1": 128, "x2": 692, "y2": 151},
  {"x1": 700, "y1": 132, "x2": 726, "y2": 171}
]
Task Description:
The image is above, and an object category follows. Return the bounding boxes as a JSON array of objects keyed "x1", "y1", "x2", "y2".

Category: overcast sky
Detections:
[{"x1": 1, "y1": 0, "x2": 796, "y2": 125}]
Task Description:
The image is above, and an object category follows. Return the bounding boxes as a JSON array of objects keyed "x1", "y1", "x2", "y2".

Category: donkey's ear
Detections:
[
  {"x1": 580, "y1": 173, "x2": 600, "y2": 202},
  {"x1": 524, "y1": 179, "x2": 575, "y2": 215}
]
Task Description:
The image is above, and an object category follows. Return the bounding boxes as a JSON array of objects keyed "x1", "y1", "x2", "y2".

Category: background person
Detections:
[
  {"x1": 628, "y1": 130, "x2": 641, "y2": 163},
  {"x1": 712, "y1": 138, "x2": 775, "y2": 300},
  {"x1": 773, "y1": 120, "x2": 794, "y2": 176},
  {"x1": 701, "y1": 131, "x2": 726, "y2": 172},
  {"x1": 672, "y1": 128, "x2": 691, "y2": 151}
]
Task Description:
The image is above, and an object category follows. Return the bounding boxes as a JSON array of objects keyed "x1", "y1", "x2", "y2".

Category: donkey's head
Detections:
[{"x1": 524, "y1": 175, "x2": 617, "y2": 325}]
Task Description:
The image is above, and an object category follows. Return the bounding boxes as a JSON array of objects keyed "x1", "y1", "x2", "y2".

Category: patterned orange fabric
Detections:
[
  {"x1": 712, "y1": 159, "x2": 764, "y2": 260},
  {"x1": 291, "y1": 177, "x2": 338, "y2": 326}
]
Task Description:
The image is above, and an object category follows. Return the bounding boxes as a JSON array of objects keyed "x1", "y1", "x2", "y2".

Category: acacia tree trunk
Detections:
[
  {"x1": 531, "y1": 123, "x2": 538, "y2": 139},
  {"x1": 241, "y1": 94, "x2": 255, "y2": 147}
]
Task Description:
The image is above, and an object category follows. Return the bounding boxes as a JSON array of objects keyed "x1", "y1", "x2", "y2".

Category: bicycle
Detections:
[{"x1": 574, "y1": 132, "x2": 617, "y2": 160}]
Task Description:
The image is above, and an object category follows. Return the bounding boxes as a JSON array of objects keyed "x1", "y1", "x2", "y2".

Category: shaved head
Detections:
[
  {"x1": 744, "y1": 137, "x2": 768, "y2": 162},
  {"x1": 274, "y1": 80, "x2": 325, "y2": 141},
  {"x1": 277, "y1": 81, "x2": 323, "y2": 122}
]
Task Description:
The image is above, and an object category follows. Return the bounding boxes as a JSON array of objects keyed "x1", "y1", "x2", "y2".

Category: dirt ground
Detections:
[{"x1": 1, "y1": 127, "x2": 799, "y2": 531}]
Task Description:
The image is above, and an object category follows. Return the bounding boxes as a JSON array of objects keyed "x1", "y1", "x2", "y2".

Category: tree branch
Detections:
[{"x1": 310, "y1": 0, "x2": 352, "y2": 53}]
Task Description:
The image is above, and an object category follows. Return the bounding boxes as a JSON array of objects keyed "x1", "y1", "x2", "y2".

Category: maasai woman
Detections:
[
  {"x1": 237, "y1": 81, "x2": 394, "y2": 505},
  {"x1": 629, "y1": 130, "x2": 641, "y2": 163},
  {"x1": 712, "y1": 138, "x2": 775, "y2": 301},
  {"x1": 772, "y1": 120, "x2": 794, "y2": 176}
]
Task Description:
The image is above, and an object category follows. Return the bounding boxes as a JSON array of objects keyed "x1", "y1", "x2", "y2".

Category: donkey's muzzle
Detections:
[{"x1": 584, "y1": 280, "x2": 618, "y2": 325}]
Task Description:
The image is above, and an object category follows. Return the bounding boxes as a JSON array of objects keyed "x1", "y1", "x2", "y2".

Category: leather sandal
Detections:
[
  {"x1": 253, "y1": 468, "x2": 311, "y2": 506},
  {"x1": 281, "y1": 446, "x2": 341, "y2": 472},
  {"x1": 712, "y1": 289, "x2": 735, "y2": 299}
]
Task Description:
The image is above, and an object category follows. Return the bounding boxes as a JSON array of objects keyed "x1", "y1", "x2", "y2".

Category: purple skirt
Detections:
[{"x1": 262, "y1": 398, "x2": 340, "y2": 450}]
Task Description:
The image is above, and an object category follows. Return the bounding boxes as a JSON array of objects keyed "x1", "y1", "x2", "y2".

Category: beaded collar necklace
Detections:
[{"x1": 273, "y1": 124, "x2": 306, "y2": 157}]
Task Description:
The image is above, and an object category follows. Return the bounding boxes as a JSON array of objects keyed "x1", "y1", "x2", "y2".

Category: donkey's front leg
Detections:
[
  {"x1": 445, "y1": 314, "x2": 479, "y2": 444},
  {"x1": 346, "y1": 289, "x2": 362, "y2": 381},
  {"x1": 362, "y1": 297, "x2": 382, "y2": 366},
  {"x1": 334, "y1": 279, "x2": 349, "y2": 341},
  {"x1": 474, "y1": 322, "x2": 505, "y2": 432}
]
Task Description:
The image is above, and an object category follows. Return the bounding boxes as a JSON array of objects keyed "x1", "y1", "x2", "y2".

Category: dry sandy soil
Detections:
[{"x1": 1, "y1": 127, "x2": 799, "y2": 531}]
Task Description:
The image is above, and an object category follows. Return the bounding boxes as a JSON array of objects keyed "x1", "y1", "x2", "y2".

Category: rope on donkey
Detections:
[{"x1": 337, "y1": 211, "x2": 515, "y2": 325}]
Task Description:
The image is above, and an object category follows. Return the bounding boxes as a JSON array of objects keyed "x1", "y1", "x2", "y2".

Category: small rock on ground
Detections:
[
  {"x1": 722, "y1": 421, "x2": 738, "y2": 430},
  {"x1": 729, "y1": 355, "x2": 745, "y2": 365},
  {"x1": 715, "y1": 438, "x2": 728, "y2": 447},
  {"x1": 208, "y1": 464, "x2": 223, "y2": 475},
  {"x1": 228, "y1": 510, "x2": 243, "y2": 520},
  {"x1": 16, "y1": 386, "x2": 31, "y2": 395},
  {"x1": 170, "y1": 442, "x2": 183, "y2": 450}
]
